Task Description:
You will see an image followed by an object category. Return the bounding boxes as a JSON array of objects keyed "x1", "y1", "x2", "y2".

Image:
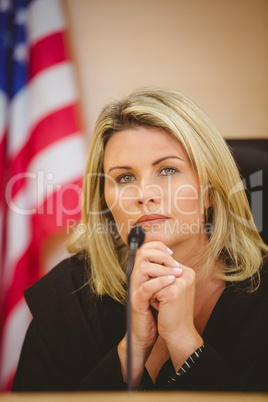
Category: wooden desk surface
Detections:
[{"x1": 0, "y1": 392, "x2": 267, "y2": 402}]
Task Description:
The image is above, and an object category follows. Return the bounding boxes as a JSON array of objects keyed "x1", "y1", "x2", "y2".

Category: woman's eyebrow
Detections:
[
  {"x1": 152, "y1": 155, "x2": 184, "y2": 165},
  {"x1": 108, "y1": 165, "x2": 132, "y2": 174},
  {"x1": 107, "y1": 156, "x2": 184, "y2": 174}
]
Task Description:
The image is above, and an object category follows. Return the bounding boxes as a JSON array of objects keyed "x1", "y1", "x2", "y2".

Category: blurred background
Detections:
[
  {"x1": 64, "y1": 0, "x2": 268, "y2": 139},
  {"x1": 0, "y1": 0, "x2": 267, "y2": 392}
]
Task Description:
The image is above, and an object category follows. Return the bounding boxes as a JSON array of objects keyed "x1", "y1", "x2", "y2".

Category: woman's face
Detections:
[{"x1": 103, "y1": 127, "x2": 208, "y2": 256}]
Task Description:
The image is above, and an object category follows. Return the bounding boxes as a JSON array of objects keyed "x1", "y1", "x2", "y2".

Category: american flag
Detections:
[{"x1": 0, "y1": 0, "x2": 85, "y2": 390}]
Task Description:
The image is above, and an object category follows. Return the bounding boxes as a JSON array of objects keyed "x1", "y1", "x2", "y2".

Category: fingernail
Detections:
[
  {"x1": 167, "y1": 247, "x2": 173, "y2": 255},
  {"x1": 168, "y1": 275, "x2": 176, "y2": 280},
  {"x1": 172, "y1": 267, "x2": 182, "y2": 273},
  {"x1": 174, "y1": 260, "x2": 180, "y2": 268}
]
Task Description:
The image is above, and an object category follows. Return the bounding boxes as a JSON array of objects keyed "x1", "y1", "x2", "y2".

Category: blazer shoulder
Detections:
[{"x1": 24, "y1": 252, "x2": 94, "y2": 319}]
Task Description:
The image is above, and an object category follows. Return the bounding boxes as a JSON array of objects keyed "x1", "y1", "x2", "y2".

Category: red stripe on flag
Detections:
[
  {"x1": 4, "y1": 372, "x2": 16, "y2": 393},
  {"x1": 0, "y1": 133, "x2": 7, "y2": 196},
  {"x1": 9, "y1": 104, "x2": 80, "y2": 199},
  {"x1": 29, "y1": 32, "x2": 67, "y2": 78},
  {"x1": 1, "y1": 245, "x2": 39, "y2": 324},
  {"x1": 0, "y1": 133, "x2": 8, "y2": 283},
  {"x1": 31, "y1": 177, "x2": 82, "y2": 243}
]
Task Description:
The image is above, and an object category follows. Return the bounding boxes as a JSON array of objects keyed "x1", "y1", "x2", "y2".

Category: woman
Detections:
[{"x1": 12, "y1": 88, "x2": 268, "y2": 392}]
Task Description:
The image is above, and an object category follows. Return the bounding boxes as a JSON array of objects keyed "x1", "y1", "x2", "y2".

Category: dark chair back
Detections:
[{"x1": 226, "y1": 139, "x2": 268, "y2": 245}]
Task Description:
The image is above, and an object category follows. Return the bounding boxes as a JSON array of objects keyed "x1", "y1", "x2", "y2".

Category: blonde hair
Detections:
[{"x1": 68, "y1": 87, "x2": 267, "y2": 303}]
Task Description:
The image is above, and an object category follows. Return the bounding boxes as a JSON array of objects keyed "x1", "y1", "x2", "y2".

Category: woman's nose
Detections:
[
  {"x1": 135, "y1": 184, "x2": 162, "y2": 207},
  {"x1": 137, "y1": 196, "x2": 161, "y2": 206}
]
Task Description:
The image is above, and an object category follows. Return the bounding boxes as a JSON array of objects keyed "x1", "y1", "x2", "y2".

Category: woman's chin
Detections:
[{"x1": 143, "y1": 230, "x2": 171, "y2": 245}]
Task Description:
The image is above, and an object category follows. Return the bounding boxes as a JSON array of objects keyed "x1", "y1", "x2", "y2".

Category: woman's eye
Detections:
[
  {"x1": 117, "y1": 174, "x2": 135, "y2": 183},
  {"x1": 159, "y1": 167, "x2": 177, "y2": 176}
]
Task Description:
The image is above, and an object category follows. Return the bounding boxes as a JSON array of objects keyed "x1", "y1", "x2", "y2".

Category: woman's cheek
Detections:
[
  {"x1": 104, "y1": 182, "x2": 121, "y2": 215},
  {"x1": 173, "y1": 185, "x2": 200, "y2": 216}
]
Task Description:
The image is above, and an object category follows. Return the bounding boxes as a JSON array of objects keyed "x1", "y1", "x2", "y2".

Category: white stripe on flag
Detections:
[
  {"x1": 28, "y1": 0, "x2": 66, "y2": 45},
  {"x1": 0, "y1": 89, "x2": 8, "y2": 142},
  {"x1": 0, "y1": 299, "x2": 31, "y2": 390},
  {"x1": 9, "y1": 63, "x2": 78, "y2": 157},
  {"x1": 8, "y1": 86, "x2": 30, "y2": 156}
]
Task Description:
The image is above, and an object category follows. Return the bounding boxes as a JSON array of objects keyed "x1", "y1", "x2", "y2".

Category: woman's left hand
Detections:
[{"x1": 150, "y1": 264, "x2": 204, "y2": 372}]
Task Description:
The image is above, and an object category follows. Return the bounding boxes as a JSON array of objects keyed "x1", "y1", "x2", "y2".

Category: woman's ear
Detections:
[
  {"x1": 204, "y1": 183, "x2": 213, "y2": 209},
  {"x1": 203, "y1": 189, "x2": 213, "y2": 231},
  {"x1": 205, "y1": 195, "x2": 213, "y2": 209}
]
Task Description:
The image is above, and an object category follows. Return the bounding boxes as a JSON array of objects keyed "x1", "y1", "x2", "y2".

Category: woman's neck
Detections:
[
  {"x1": 193, "y1": 257, "x2": 226, "y2": 335},
  {"x1": 194, "y1": 276, "x2": 225, "y2": 335}
]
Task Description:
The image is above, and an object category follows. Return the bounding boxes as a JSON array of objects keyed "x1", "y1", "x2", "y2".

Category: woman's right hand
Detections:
[{"x1": 118, "y1": 241, "x2": 182, "y2": 388}]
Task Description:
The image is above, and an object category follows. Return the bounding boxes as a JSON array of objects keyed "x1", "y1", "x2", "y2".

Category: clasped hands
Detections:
[{"x1": 118, "y1": 241, "x2": 204, "y2": 388}]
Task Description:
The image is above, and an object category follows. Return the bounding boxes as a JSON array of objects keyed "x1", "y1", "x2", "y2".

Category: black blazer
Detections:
[{"x1": 12, "y1": 253, "x2": 268, "y2": 392}]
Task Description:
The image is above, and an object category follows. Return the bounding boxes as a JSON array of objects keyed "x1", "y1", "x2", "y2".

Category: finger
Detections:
[
  {"x1": 131, "y1": 262, "x2": 182, "y2": 294},
  {"x1": 151, "y1": 266, "x2": 196, "y2": 304},
  {"x1": 137, "y1": 260, "x2": 182, "y2": 279},
  {"x1": 135, "y1": 247, "x2": 180, "y2": 269},
  {"x1": 171, "y1": 264, "x2": 196, "y2": 284},
  {"x1": 134, "y1": 275, "x2": 177, "y2": 304},
  {"x1": 150, "y1": 299, "x2": 160, "y2": 312}
]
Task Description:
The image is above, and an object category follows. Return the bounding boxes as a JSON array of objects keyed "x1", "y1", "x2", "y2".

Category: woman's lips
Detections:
[{"x1": 135, "y1": 214, "x2": 169, "y2": 227}]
